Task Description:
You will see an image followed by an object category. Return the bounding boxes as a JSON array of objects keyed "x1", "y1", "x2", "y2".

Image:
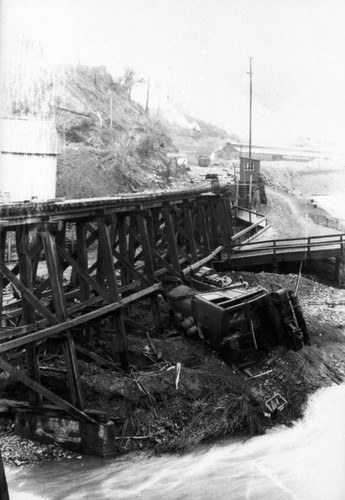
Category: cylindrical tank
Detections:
[{"x1": 0, "y1": 118, "x2": 58, "y2": 202}]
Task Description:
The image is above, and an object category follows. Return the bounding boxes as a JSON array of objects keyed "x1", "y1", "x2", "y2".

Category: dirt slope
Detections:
[
  {"x1": 53, "y1": 65, "x2": 229, "y2": 198},
  {"x1": 54, "y1": 66, "x2": 185, "y2": 197}
]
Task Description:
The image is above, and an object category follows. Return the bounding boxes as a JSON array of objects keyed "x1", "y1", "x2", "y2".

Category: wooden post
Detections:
[
  {"x1": 127, "y1": 216, "x2": 138, "y2": 269},
  {"x1": 40, "y1": 227, "x2": 67, "y2": 319},
  {"x1": 162, "y1": 207, "x2": 181, "y2": 274},
  {"x1": 97, "y1": 219, "x2": 129, "y2": 369},
  {"x1": 0, "y1": 231, "x2": 6, "y2": 324},
  {"x1": 183, "y1": 201, "x2": 198, "y2": 262},
  {"x1": 222, "y1": 196, "x2": 233, "y2": 237},
  {"x1": 137, "y1": 215, "x2": 163, "y2": 331},
  {"x1": 208, "y1": 202, "x2": 220, "y2": 248},
  {"x1": 109, "y1": 214, "x2": 118, "y2": 247},
  {"x1": 272, "y1": 240, "x2": 278, "y2": 273},
  {"x1": 96, "y1": 234, "x2": 106, "y2": 286},
  {"x1": 335, "y1": 243, "x2": 345, "y2": 287},
  {"x1": 76, "y1": 221, "x2": 90, "y2": 339},
  {"x1": 6, "y1": 238, "x2": 11, "y2": 263},
  {"x1": 16, "y1": 225, "x2": 42, "y2": 406},
  {"x1": 76, "y1": 221, "x2": 89, "y2": 303},
  {"x1": 146, "y1": 210, "x2": 155, "y2": 248},
  {"x1": 198, "y1": 203, "x2": 211, "y2": 256},
  {"x1": 30, "y1": 230, "x2": 41, "y2": 287},
  {"x1": 0, "y1": 450, "x2": 9, "y2": 500},
  {"x1": 306, "y1": 237, "x2": 311, "y2": 271},
  {"x1": 117, "y1": 215, "x2": 129, "y2": 286},
  {"x1": 216, "y1": 198, "x2": 230, "y2": 248},
  {"x1": 40, "y1": 224, "x2": 85, "y2": 409}
]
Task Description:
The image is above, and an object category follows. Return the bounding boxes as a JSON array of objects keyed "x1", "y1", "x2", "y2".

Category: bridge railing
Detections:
[
  {"x1": 231, "y1": 207, "x2": 269, "y2": 247},
  {"x1": 233, "y1": 205, "x2": 268, "y2": 225},
  {"x1": 230, "y1": 233, "x2": 345, "y2": 256}
]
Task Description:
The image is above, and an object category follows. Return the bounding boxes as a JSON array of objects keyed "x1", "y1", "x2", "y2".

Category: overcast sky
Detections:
[{"x1": 1, "y1": 0, "x2": 345, "y2": 146}]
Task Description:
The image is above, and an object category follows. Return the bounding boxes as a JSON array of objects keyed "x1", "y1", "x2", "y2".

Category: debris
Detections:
[
  {"x1": 266, "y1": 345, "x2": 288, "y2": 365},
  {"x1": 265, "y1": 393, "x2": 287, "y2": 413},
  {"x1": 175, "y1": 362, "x2": 181, "y2": 390},
  {"x1": 248, "y1": 369, "x2": 273, "y2": 379},
  {"x1": 114, "y1": 435, "x2": 151, "y2": 440},
  {"x1": 145, "y1": 332, "x2": 158, "y2": 357}
]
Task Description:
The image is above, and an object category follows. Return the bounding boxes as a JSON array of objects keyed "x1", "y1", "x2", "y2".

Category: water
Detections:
[
  {"x1": 313, "y1": 194, "x2": 345, "y2": 222},
  {"x1": 5, "y1": 384, "x2": 345, "y2": 500}
]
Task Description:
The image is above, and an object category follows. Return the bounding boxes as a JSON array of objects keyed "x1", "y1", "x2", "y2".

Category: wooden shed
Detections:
[{"x1": 239, "y1": 156, "x2": 261, "y2": 183}]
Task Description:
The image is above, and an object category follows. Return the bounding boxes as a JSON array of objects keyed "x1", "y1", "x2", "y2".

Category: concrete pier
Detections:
[{"x1": 15, "y1": 408, "x2": 117, "y2": 457}]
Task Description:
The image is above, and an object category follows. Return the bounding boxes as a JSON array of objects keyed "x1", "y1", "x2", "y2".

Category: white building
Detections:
[{"x1": 0, "y1": 118, "x2": 58, "y2": 202}]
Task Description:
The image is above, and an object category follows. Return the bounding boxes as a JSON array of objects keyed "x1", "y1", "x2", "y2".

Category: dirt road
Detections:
[{"x1": 259, "y1": 186, "x2": 342, "y2": 240}]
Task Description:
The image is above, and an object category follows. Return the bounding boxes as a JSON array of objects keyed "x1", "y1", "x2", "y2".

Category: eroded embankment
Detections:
[
  {"x1": 1, "y1": 270, "x2": 345, "y2": 466},
  {"x1": 2, "y1": 160, "x2": 345, "y2": 466}
]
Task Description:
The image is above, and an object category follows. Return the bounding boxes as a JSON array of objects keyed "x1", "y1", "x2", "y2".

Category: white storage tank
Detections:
[{"x1": 0, "y1": 118, "x2": 58, "y2": 202}]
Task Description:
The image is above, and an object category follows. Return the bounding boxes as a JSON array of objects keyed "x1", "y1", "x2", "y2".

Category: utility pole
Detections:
[{"x1": 247, "y1": 57, "x2": 253, "y2": 159}]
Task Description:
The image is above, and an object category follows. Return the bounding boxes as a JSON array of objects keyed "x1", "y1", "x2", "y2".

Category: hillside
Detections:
[
  {"x1": 54, "y1": 65, "x2": 177, "y2": 197},
  {"x1": 53, "y1": 65, "x2": 227, "y2": 198}
]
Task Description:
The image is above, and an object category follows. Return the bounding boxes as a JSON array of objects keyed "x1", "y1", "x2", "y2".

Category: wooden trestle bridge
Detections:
[{"x1": 0, "y1": 185, "x2": 237, "y2": 425}]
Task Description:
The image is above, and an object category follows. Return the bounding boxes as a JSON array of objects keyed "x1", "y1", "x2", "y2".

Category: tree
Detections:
[{"x1": 122, "y1": 67, "x2": 144, "y2": 100}]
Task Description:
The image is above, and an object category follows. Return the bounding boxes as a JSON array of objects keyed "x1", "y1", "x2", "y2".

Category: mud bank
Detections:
[
  {"x1": 2, "y1": 160, "x2": 345, "y2": 466},
  {"x1": 1, "y1": 268, "x2": 345, "y2": 466}
]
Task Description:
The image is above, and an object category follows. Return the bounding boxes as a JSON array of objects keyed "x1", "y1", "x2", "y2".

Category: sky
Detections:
[{"x1": 1, "y1": 0, "x2": 345, "y2": 147}]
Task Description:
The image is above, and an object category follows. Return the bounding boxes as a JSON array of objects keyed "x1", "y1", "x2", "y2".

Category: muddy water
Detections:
[
  {"x1": 5, "y1": 384, "x2": 345, "y2": 500},
  {"x1": 313, "y1": 194, "x2": 345, "y2": 223}
]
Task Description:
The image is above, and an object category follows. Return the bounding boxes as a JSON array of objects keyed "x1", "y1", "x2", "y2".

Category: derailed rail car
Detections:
[{"x1": 191, "y1": 286, "x2": 311, "y2": 364}]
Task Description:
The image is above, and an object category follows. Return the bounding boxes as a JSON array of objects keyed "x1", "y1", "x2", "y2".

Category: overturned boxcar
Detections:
[{"x1": 191, "y1": 286, "x2": 311, "y2": 364}]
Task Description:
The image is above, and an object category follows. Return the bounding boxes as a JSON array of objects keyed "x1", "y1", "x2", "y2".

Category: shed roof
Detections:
[{"x1": 0, "y1": 119, "x2": 58, "y2": 154}]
